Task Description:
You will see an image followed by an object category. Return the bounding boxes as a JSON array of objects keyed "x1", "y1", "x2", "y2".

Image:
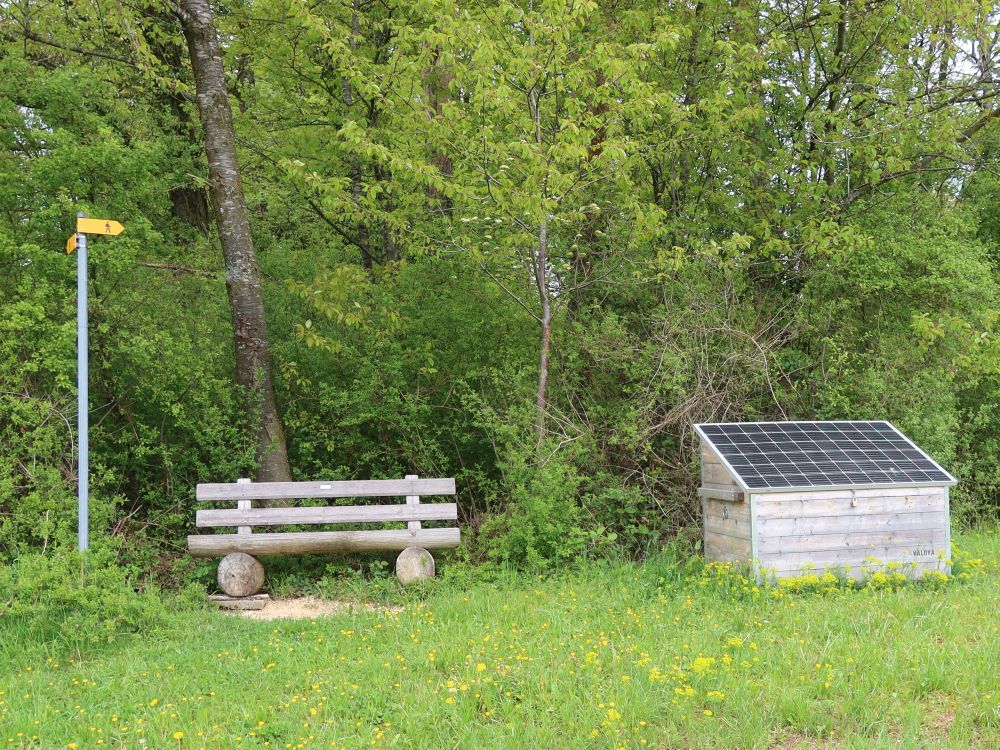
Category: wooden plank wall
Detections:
[
  {"x1": 701, "y1": 447, "x2": 752, "y2": 564},
  {"x1": 753, "y1": 486, "x2": 950, "y2": 579}
]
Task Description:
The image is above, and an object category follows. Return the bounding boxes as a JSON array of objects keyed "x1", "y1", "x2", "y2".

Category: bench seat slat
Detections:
[
  {"x1": 196, "y1": 503, "x2": 458, "y2": 528},
  {"x1": 196, "y1": 478, "x2": 456, "y2": 502},
  {"x1": 187, "y1": 528, "x2": 461, "y2": 557}
]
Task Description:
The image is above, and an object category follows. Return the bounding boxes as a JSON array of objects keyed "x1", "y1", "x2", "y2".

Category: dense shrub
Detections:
[
  {"x1": 478, "y1": 450, "x2": 589, "y2": 570},
  {"x1": 0, "y1": 548, "x2": 176, "y2": 655},
  {"x1": 793, "y1": 195, "x2": 1000, "y2": 522}
]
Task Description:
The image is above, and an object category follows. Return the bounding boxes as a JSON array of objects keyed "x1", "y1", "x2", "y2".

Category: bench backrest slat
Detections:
[
  {"x1": 196, "y1": 478, "x2": 456, "y2": 502},
  {"x1": 197, "y1": 503, "x2": 458, "y2": 528}
]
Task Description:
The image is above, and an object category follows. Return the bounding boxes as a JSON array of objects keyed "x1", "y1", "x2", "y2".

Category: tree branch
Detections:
[
  {"x1": 138, "y1": 262, "x2": 220, "y2": 277},
  {"x1": 842, "y1": 164, "x2": 966, "y2": 208},
  {"x1": 10, "y1": 27, "x2": 139, "y2": 68}
]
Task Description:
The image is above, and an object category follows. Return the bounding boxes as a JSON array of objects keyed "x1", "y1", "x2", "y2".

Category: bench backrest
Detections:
[
  {"x1": 196, "y1": 476, "x2": 457, "y2": 528},
  {"x1": 196, "y1": 477, "x2": 456, "y2": 503},
  {"x1": 188, "y1": 475, "x2": 460, "y2": 558}
]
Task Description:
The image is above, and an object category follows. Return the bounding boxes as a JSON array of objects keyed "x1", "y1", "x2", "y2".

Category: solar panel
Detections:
[{"x1": 694, "y1": 421, "x2": 957, "y2": 492}]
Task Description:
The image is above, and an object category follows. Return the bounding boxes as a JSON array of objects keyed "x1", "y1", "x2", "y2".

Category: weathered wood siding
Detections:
[
  {"x1": 701, "y1": 447, "x2": 752, "y2": 564},
  {"x1": 752, "y1": 486, "x2": 950, "y2": 579},
  {"x1": 701, "y1": 447, "x2": 740, "y2": 491}
]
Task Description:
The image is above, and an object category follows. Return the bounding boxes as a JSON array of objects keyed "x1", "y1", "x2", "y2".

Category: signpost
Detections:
[
  {"x1": 67, "y1": 213, "x2": 124, "y2": 551},
  {"x1": 76, "y1": 218, "x2": 124, "y2": 236}
]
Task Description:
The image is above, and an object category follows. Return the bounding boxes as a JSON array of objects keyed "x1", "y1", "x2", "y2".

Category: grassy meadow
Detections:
[{"x1": 1, "y1": 531, "x2": 998, "y2": 750}]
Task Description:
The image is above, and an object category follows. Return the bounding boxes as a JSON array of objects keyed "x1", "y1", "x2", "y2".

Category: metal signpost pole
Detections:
[
  {"x1": 76, "y1": 215, "x2": 89, "y2": 551},
  {"x1": 67, "y1": 213, "x2": 123, "y2": 552}
]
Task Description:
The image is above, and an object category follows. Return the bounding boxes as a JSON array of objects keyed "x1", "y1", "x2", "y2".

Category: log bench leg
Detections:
[
  {"x1": 396, "y1": 546, "x2": 435, "y2": 584},
  {"x1": 218, "y1": 552, "x2": 266, "y2": 597}
]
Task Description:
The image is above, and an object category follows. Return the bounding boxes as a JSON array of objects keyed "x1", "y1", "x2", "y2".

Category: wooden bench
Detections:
[{"x1": 188, "y1": 475, "x2": 459, "y2": 595}]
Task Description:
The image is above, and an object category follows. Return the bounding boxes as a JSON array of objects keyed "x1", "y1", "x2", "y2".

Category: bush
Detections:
[
  {"x1": 0, "y1": 547, "x2": 170, "y2": 656},
  {"x1": 478, "y1": 448, "x2": 590, "y2": 570}
]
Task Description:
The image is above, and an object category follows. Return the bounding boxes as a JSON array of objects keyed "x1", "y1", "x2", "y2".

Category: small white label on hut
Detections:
[{"x1": 320, "y1": 484, "x2": 332, "y2": 489}]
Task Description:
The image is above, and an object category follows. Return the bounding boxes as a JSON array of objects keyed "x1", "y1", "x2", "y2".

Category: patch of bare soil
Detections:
[
  {"x1": 769, "y1": 732, "x2": 806, "y2": 750},
  {"x1": 768, "y1": 731, "x2": 838, "y2": 750},
  {"x1": 921, "y1": 694, "x2": 957, "y2": 742},
  {"x1": 232, "y1": 596, "x2": 400, "y2": 621}
]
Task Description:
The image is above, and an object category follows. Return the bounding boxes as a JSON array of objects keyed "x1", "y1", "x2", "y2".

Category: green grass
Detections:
[{"x1": 2, "y1": 532, "x2": 998, "y2": 750}]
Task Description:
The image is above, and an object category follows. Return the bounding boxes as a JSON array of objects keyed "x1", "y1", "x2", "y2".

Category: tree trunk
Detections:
[
  {"x1": 424, "y1": 46, "x2": 454, "y2": 215},
  {"x1": 169, "y1": 185, "x2": 210, "y2": 233},
  {"x1": 569, "y1": 66, "x2": 607, "y2": 322},
  {"x1": 673, "y1": 1, "x2": 705, "y2": 211},
  {"x1": 527, "y1": 6, "x2": 550, "y2": 449},
  {"x1": 824, "y1": 0, "x2": 847, "y2": 187},
  {"x1": 535, "y1": 220, "x2": 551, "y2": 448},
  {"x1": 177, "y1": 0, "x2": 292, "y2": 482},
  {"x1": 343, "y1": 4, "x2": 374, "y2": 270}
]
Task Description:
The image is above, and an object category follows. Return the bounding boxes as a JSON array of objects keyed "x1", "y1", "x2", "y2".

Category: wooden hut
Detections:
[{"x1": 694, "y1": 421, "x2": 956, "y2": 579}]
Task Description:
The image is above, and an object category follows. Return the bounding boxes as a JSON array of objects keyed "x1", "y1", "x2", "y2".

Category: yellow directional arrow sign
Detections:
[
  {"x1": 66, "y1": 235, "x2": 78, "y2": 254},
  {"x1": 77, "y1": 217, "x2": 125, "y2": 235}
]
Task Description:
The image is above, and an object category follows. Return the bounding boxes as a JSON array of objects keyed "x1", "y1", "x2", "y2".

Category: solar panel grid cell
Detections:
[{"x1": 696, "y1": 420, "x2": 955, "y2": 491}]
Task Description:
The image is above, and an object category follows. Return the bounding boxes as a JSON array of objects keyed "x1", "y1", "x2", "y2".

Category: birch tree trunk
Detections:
[
  {"x1": 177, "y1": 0, "x2": 292, "y2": 482},
  {"x1": 534, "y1": 220, "x2": 551, "y2": 447},
  {"x1": 528, "y1": 10, "x2": 550, "y2": 449}
]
